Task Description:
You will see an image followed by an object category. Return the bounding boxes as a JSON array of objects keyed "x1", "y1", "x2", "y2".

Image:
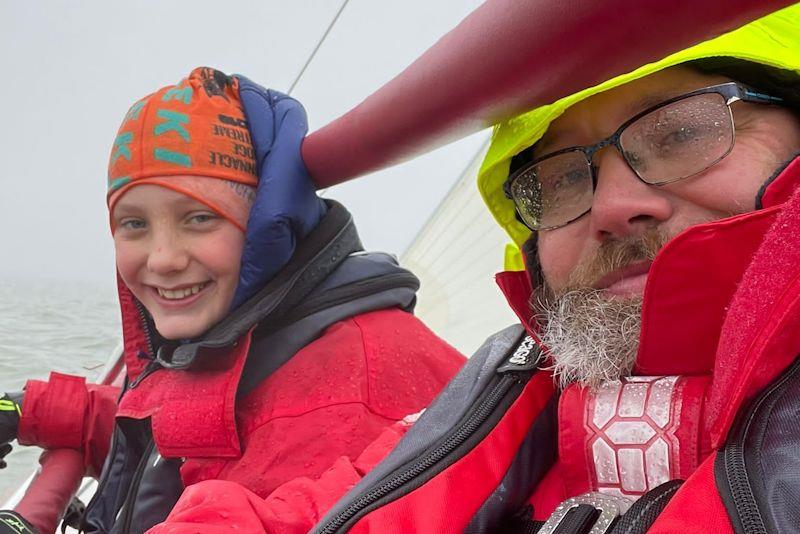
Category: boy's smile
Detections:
[
  {"x1": 112, "y1": 184, "x2": 245, "y2": 340},
  {"x1": 149, "y1": 281, "x2": 211, "y2": 307}
]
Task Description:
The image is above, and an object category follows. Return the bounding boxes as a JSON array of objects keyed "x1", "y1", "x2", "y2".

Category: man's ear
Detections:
[{"x1": 522, "y1": 235, "x2": 543, "y2": 289}]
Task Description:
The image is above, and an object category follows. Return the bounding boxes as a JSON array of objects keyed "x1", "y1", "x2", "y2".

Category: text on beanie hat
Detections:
[{"x1": 107, "y1": 67, "x2": 257, "y2": 231}]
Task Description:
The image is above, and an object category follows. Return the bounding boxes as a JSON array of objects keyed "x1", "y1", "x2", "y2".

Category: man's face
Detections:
[
  {"x1": 536, "y1": 67, "x2": 800, "y2": 297},
  {"x1": 112, "y1": 184, "x2": 245, "y2": 340},
  {"x1": 529, "y1": 66, "x2": 800, "y2": 387}
]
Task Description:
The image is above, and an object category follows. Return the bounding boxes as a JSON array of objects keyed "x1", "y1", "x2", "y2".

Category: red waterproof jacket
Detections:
[
  {"x1": 291, "y1": 157, "x2": 800, "y2": 534},
  {"x1": 17, "y1": 202, "x2": 465, "y2": 533}
]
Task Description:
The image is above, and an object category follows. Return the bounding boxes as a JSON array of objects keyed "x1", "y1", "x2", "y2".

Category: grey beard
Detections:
[{"x1": 532, "y1": 288, "x2": 642, "y2": 389}]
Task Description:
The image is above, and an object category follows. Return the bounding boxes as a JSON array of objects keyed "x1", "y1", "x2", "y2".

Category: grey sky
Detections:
[{"x1": 0, "y1": 1, "x2": 489, "y2": 288}]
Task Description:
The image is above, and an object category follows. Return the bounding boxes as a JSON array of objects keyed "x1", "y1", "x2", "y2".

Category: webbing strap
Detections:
[{"x1": 507, "y1": 480, "x2": 683, "y2": 534}]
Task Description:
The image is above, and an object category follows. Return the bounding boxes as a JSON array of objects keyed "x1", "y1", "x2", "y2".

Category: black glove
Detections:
[
  {"x1": 0, "y1": 393, "x2": 22, "y2": 469},
  {"x1": 0, "y1": 511, "x2": 37, "y2": 533}
]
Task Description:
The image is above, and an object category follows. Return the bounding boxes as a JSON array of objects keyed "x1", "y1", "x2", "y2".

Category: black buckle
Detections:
[{"x1": 538, "y1": 492, "x2": 633, "y2": 534}]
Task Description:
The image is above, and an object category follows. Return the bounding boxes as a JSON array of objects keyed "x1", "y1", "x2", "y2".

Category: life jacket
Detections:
[
  {"x1": 78, "y1": 200, "x2": 463, "y2": 533},
  {"x1": 312, "y1": 156, "x2": 800, "y2": 533}
]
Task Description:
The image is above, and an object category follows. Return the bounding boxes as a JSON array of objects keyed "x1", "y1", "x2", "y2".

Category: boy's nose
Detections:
[{"x1": 146, "y1": 232, "x2": 190, "y2": 274}]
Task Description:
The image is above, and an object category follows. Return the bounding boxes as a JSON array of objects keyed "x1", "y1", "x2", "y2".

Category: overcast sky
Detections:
[{"x1": 0, "y1": 1, "x2": 489, "y2": 289}]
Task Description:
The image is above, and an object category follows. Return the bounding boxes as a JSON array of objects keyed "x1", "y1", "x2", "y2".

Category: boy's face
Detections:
[{"x1": 112, "y1": 184, "x2": 245, "y2": 340}]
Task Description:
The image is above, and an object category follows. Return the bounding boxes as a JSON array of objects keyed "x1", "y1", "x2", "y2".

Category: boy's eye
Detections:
[
  {"x1": 119, "y1": 218, "x2": 146, "y2": 231},
  {"x1": 187, "y1": 212, "x2": 219, "y2": 225}
]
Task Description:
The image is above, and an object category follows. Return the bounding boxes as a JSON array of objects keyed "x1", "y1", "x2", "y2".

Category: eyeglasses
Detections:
[{"x1": 504, "y1": 82, "x2": 784, "y2": 231}]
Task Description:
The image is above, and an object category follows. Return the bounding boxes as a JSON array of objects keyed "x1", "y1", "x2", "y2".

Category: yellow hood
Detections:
[{"x1": 478, "y1": 4, "x2": 800, "y2": 268}]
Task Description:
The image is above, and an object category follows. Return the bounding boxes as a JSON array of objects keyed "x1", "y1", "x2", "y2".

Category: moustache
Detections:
[{"x1": 560, "y1": 228, "x2": 670, "y2": 295}]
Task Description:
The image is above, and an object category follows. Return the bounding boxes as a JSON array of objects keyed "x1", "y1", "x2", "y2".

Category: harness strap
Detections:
[
  {"x1": 608, "y1": 480, "x2": 683, "y2": 534},
  {"x1": 508, "y1": 480, "x2": 683, "y2": 534}
]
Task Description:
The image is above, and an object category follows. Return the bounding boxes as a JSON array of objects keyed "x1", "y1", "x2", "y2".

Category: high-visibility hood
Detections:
[{"x1": 478, "y1": 4, "x2": 800, "y2": 263}]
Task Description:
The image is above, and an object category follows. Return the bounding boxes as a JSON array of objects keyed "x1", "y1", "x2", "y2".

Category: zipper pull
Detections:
[{"x1": 129, "y1": 360, "x2": 161, "y2": 389}]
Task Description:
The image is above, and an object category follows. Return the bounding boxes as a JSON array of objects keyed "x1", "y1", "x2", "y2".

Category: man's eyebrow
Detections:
[
  {"x1": 629, "y1": 89, "x2": 689, "y2": 115},
  {"x1": 533, "y1": 135, "x2": 560, "y2": 157},
  {"x1": 537, "y1": 89, "x2": 693, "y2": 155}
]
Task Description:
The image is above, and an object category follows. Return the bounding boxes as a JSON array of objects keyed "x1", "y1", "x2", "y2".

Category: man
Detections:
[{"x1": 304, "y1": 4, "x2": 800, "y2": 533}]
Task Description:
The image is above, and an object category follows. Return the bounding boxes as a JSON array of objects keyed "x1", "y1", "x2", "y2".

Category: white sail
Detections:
[{"x1": 401, "y1": 139, "x2": 520, "y2": 357}]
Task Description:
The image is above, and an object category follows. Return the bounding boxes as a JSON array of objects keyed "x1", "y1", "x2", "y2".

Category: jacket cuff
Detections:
[{"x1": 17, "y1": 372, "x2": 88, "y2": 449}]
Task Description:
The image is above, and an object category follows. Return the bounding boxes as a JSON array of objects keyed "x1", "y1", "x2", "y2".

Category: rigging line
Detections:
[
  {"x1": 287, "y1": 0, "x2": 350, "y2": 96},
  {"x1": 292, "y1": 0, "x2": 349, "y2": 198}
]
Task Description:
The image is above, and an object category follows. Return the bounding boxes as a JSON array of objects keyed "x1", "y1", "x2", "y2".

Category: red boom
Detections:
[{"x1": 304, "y1": 0, "x2": 795, "y2": 188}]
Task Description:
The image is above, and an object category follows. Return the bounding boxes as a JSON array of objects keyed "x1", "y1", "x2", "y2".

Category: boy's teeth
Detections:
[{"x1": 158, "y1": 283, "x2": 205, "y2": 300}]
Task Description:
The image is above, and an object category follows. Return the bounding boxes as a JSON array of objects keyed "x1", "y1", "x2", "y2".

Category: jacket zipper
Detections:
[
  {"x1": 79, "y1": 427, "x2": 121, "y2": 532},
  {"x1": 316, "y1": 371, "x2": 527, "y2": 534},
  {"x1": 134, "y1": 300, "x2": 156, "y2": 359},
  {"x1": 81, "y1": 302, "x2": 157, "y2": 529},
  {"x1": 128, "y1": 360, "x2": 161, "y2": 389},
  {"x1": 129, "y1": 301, "x2": 160, "y2": 389},
  {"x1": 721, "y1": 358, "x2": 800, "y2": 534},
  {"x1": 118, "y1": 439, "x2": 156, "y2": 534}
]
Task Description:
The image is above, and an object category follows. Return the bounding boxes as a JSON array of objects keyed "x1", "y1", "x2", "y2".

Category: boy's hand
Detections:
[{"x1": 231, "y1": 77, "x2": 327, "y2": 309}]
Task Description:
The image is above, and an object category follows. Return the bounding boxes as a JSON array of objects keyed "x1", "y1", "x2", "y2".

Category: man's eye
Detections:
[
  {"x1": 552, "y1": 170, "x2": 585, "y2": 190},
  {"x1": 659, "y1": 126, "x2": 698, "y2": 147}
]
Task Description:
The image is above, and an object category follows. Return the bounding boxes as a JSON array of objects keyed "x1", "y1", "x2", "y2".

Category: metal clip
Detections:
[{"x1": 537, "y1": 492, "x2": 634, "y2": 534}]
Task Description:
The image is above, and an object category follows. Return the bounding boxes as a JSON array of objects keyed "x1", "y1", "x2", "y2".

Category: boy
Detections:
[{"x1": 1, "y1": 68, "x2": 464, "y2": 533}]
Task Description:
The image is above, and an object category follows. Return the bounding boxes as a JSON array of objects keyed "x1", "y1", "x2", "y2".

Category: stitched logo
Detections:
[
  {"x1": 509, "y1": 336, "x2": 536, "y2": 365},
  {"x1": 498, "y1": 335, "x2": 540, "y2": 373}
]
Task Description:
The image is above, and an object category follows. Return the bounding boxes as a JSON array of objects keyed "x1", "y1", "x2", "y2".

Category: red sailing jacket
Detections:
[
  {"x1": 18, "y1": 297, "x2": 463, "y2": 533},
  {"x1": 16, "y1": 203, "x2": 465, "y2": 533},
  {"x1": 280, "y1": 155, "x2": 800, "y2": 533}
]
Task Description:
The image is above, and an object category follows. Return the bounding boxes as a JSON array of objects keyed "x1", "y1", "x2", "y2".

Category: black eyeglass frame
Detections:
[{"x1": 503, "y1": 82, "x2": 785, "y2": 231}]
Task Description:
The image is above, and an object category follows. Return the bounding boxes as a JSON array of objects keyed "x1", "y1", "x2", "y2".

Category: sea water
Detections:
[{"x1": 0, "y1": 278, "x2": 120, "y2": 501}]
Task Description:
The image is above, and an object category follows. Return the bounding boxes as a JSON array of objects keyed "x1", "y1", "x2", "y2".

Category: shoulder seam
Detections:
[
  {"x1": 248, "y1": 400, "x2": 400, "y2": 430},
  {"x1": 352, "y1": 313, "x2": 373, "y2": 406}
]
